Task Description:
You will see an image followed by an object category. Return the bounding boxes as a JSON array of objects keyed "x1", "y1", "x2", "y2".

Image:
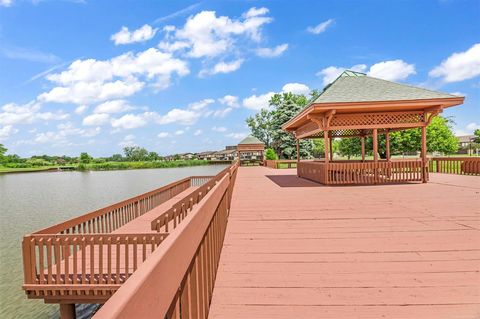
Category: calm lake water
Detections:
[{"x1": 0, "y1": 165, "x2": 227, "y2": 319}]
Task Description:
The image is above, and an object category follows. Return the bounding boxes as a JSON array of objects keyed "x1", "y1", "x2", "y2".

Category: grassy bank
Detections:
[
  {"x1": 0, "y1": 160, "x2": 216, "y2": 174},
  {"x1": 0, "y1": 166, "x2": 59, "y2": 173},
  {"x1": 79, "y1": 159, "x2": 211, "y2": 171}
]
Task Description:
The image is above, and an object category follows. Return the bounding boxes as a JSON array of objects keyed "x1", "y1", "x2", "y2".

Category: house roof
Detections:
[
  {"x1": 312, "y1": 70, "x2": 459, "y2": 104},
  {"x1": 238, "y1": 135, "x2": 264, "y2": 145},
  {"x1": 457, "y1": 135, "x2": 475, "y2": 143}
]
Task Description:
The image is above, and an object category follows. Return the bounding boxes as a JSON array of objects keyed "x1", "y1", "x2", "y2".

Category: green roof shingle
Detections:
[
  {"x1": 238, "y1": 135, "x2": 264, "y2": 145},
  {"x1": 312, "y1": 71, "x2": 459, "y2": 104}
]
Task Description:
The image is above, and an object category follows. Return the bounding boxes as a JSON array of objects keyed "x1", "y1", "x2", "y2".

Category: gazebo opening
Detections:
[
  {"x1": 282, "y1": 71, "x2": 464, "y2": 185},
  {"x1": 237, "y1": 135, "x2": 265, "y2": 166}
]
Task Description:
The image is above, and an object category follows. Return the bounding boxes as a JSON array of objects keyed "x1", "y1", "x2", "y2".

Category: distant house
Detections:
[
  {"x1": 196, "y1": 151, "x2": 217, "y2": 160},
  {"x1": 178, "y1": 152, "x2": 195, "y2": 160},
  {"x1": 213, "y1": 149, "x2": 237, "y2": 161},
  {"x1": 457, "y1": 135, "x2": 478, "y2": 155}
]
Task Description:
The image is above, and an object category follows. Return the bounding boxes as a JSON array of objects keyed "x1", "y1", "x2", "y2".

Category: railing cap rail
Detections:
[{"x1": 31, "y1": 177, "x2": 192, "y2": 235}]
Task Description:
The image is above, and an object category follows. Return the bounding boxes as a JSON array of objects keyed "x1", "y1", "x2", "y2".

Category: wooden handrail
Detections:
[
  {"x1": 22, "y1": 233, "x2": 168, "y2": 295},
  {"x1": 150, "y1": 169, "x2": 231, "y2": 232},
  {"x1": 32, "y1": 177, "x2": 192, "y2": 235},
  {"x1": 298, "y1": 160, "x2": 424, "y2": 185},
  {"x1": 264, "y1": 160, "x2": 298, "y2": 169},
  {"x1": 94, "y1": 162, "x2": 239, "y2": 318},
  {"x1": 428, "y1": 157, "x2": 480, "y2": 175}
]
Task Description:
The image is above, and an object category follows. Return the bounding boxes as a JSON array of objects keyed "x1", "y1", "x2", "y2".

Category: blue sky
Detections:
[{"x1": 0, "y1": 0, "x2": 479, "y2": 157}]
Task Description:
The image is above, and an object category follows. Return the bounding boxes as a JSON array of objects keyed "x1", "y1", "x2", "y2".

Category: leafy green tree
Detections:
[
  {"x1": 338, "y1": 137, "x2": 363, "y2": 159},
  {"x1": 0, "y1": 143, "x2": 7, "y2": 164},
  {"x1": 147, "y1": 151, "x2": 160, "y2": 161},
  {"x1": 123, "y1": 146, "x2": 149, "y2": 161},
  {"x1": 337, "y1": 116, "x2": 458, "y2": 157},
  {"x1": 265, "y1": 148, "x2": 278, "y2": 160},
  {"x1": 79, "y1": 152, "x2": 92, "y2": 164},
  {"x1": 109, "y1": 154, "x2": 124, "y2": 162},
  {"x1": 246, "y1": 109, "x2": 274, "y2": 147},
  {"x1": 473, "y1": 129, "x2": 480, "y2": 143},
  {"x1": 270, "y1": 92, "x2": 314, "y2": 159},
  {"x1": 246, "y1": 90, "x2": 321, "y2": 159}
]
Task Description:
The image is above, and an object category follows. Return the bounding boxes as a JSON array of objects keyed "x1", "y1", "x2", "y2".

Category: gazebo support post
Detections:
[
  {"x1": 296, "y1": 139, "x2": 300, "y2": 176},
  {"x1": 385, "y1": 129, "x2": 390, "y2": 161},
  {"x1": 385, "y1": 129, "x2": 391, "y2": 179},
  {"x1": 361, "y1": 136, "x2": 365, "y2": 162},
  {"x1": 373, "y1": 128, "x2": 378, "y2": 183},
  {"x1": 324, "y1": 131, "x2": 329, "y2": 184},
  {"x1": 329, "y1": 132, "x2": 333, "y2": 161},
  {"x1": 421, "y1": 126, "x2": 427, "y2": 183}
]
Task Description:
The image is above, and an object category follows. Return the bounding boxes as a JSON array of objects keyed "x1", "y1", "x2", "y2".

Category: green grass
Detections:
[
  {"x1": 82, "y1": 159, "x2": 211, "y2": 171},
  {"x1": 0, "y1": 166, "x2": 59, "y2": 173},
  {"x1": 0, "y1": 160, "x2": 215, "y2": 174}
]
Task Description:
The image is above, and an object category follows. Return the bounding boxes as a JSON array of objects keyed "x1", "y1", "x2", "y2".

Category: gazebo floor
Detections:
[{"x1": 208, "y1": 167, "x2": 480, "y2": 319}]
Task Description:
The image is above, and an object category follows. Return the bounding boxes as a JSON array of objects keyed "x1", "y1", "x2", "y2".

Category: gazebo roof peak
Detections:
[
  {"x1": 313, "y1": 71, "x2": 460, "y2": 105},
  {"x1": 238, "y1": 135, "x2": 264, "y2": 145}
]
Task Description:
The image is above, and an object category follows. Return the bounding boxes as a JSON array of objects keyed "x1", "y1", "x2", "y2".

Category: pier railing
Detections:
[
  {"x1": 298, "y1": 160, "x2": 424, "y2": 185},
  {"x1": 22, "y1": 166, "x2": 234, "y2": 306},
  {"x1": 33, "y1": 178, "x2": 192, "y2": 235},
  {"x1": 428, "y1": 157, "x2": 480, "y2": 175},
  {"x1": 264, "y1": 159, "x2": 297, "y2": 169},
  {"x1": 151, "y1": 166, "x2": 234, "y2": 233},
  {"x1": 94, "y1": 161, "x2": 239, "y2": 319}
]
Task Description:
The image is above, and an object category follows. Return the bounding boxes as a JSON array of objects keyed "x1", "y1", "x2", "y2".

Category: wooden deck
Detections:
[{"x1": 208, "y1": 166, "x2": 480, "y2": 318}]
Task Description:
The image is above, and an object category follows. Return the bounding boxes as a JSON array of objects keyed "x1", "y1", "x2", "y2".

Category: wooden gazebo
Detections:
[
  {"x1": 237, "y1": 135, "x2": 265, "y2": 166},
  {"x1": 282, "y1": 71, "x2": 464, "y2": 185}
]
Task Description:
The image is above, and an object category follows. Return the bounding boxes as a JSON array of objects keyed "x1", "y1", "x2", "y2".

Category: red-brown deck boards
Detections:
[{"x1": 208, "y1": 167, "x2": 480, "y2": 319}]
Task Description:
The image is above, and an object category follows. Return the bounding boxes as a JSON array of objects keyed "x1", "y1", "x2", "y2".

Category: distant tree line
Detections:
[{"x1": 0, "y1": 145, "x2": 168, "y2": 169}]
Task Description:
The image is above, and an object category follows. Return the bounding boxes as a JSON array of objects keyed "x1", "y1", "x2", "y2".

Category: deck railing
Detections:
[
  {"x1": 22, "y1": 233, "x2": 168, "y2": 299},
  {"x1": 298, "y1": 160, "x2": 424, "y2": 185},
  {"x1": 22, "y1": 168, "x2": 234, "y2": 304},
  {"x1": 33, "y1": 178, "x2": 191, "y2": 235},
  {"x1": 264, "y1": 159, "x2": 297, "y2": 169},
  {"x1": 93, "y1": 161, "x2": 239, "y2": 319},
  {"x1": 429, "y1": 157, "x2": 480, "y2": 175},
  {"x1": 151, "y1": 166, "x2": 234, "y2": 233}
]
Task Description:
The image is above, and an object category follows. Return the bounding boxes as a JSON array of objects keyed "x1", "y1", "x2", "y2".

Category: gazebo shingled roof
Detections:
[
  {"x1": 283, "y1": 71, "x2": 464, "y2": 139},
  {"x1": 238, "y1": 135, "x2": 264, "y2": 145}
]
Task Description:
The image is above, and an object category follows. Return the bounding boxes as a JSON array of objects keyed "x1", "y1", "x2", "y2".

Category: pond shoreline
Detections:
[{"x1": 0, "y1": 160, "x2": 232, "y2": 174}]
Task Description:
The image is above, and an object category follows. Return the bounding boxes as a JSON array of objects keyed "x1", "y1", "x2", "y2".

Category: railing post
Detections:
[{"x1": 60, "y1": 304, "x2": 76, "y2": 319}]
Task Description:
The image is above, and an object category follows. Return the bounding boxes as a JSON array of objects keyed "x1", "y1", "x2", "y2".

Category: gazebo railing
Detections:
[
  {"x1": 298, "y1": 160, "x2": 424, "y2": 185},
  {"x1": 429, "y1": 157, "x2": 480, "y2": 175}
]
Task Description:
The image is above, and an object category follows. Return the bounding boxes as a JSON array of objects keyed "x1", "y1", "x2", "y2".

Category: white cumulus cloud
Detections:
[
  {"x1": 40, "y1": 48, "x2": 189, "y2": 105},
  {"x1": 157, "y1": 132, "x2": 170, "y2": 138},
  {"x1": 218, "y1": 95, "x2": 239, "y2": 108},
  {"x1": 82, "y1": 113, "x2": 110, "y2": 126},
  {"x1": 429, "y1": 43, "x2": 480, "y2": 83},
  {"x1": 0, "y1": 125, "x2": 18, "y2": 141},
  {"x1": 242, "y1": 92, "x2": 275, "y2": 110},
  {"x1": 0, "y1": 101, "x2": 69, "y2": 125},
  {"x1": 316, "y1": 60, "x2": 415, "y2": 85},
  {"x1": 200, "y1": 59, "x2": 244, "y2": 77},
  {"x1": 162, "y1": 8, "x2": 272, "y2": 58},
  {"x1": 94, "y1": 100, "x2": 133, "y2": 114},
  {"x1": 111, "y1": 113, "x2": 148, "y2": 130},
  {"x1": 256, "y1": 43, "x2": 288, "y2": 58},
  {"x1": 111, "y1": 24, "x2": 158, "y2": 45},
  {"x1": 282, "y1": 83, "x2": 310, "y2": 95},
  {"x1": 368, "y1": 60, "x2": 416, "y2": 81}
]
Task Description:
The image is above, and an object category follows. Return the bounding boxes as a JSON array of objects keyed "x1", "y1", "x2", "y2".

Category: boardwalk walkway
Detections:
[{"x1": 208, "y1": 167, "x2": 480, "y2": 318}]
